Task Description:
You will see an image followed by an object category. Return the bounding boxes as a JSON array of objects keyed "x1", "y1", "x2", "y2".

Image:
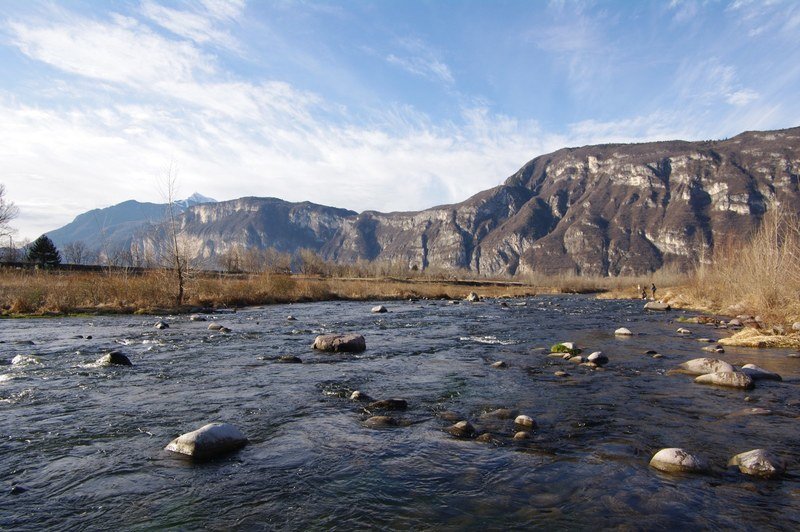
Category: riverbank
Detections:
[{"x1": 0, "y1": 269, "x2": 543, "y2": 317}]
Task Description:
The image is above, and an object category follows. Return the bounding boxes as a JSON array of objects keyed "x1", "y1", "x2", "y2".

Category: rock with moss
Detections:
[{"x1": 550, "y1": 342, "x2": 582, "y2": 356}]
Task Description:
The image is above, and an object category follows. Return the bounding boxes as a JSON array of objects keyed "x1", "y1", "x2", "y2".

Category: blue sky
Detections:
[{"x1": 1, "y1": 0, "x2": 799, "y2": 240}]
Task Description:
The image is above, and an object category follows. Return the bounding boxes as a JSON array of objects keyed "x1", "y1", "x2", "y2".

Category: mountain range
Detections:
[{"x1": 47, "y1": 127, "x2": 800, "y2": 276}]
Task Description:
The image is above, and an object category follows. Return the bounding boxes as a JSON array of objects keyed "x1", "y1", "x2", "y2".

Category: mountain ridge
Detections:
[{"x1": 47, "y1": 126, "x2": 800, "y2": 275}]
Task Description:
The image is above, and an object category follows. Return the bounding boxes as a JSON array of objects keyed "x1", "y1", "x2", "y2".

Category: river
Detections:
[{"x1": 1, "y1": 295, "x2": 798, "y2": 530}]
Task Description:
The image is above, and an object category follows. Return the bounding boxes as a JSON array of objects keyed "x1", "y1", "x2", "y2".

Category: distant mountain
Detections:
[
  {"x1": 46, "y1": 127, "x2": 800, "y2": 275},
  {"x1": 47, "y1": 193, "x2": 215, "y2": 256}
]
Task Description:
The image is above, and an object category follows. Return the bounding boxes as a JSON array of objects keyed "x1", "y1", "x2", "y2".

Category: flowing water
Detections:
[{"x1": 1, "y1": 296, "x2": 799, "y2": 530}]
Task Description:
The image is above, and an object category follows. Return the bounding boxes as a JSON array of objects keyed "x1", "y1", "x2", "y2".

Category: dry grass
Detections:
[
  {"x1": 0, "y1": 269, "x2": 539, "y2": 316},
  {"x1": 663, "y1": 210, "x2": 800, "y2": 326},
  {"x1": 717, "y1": 328, "x2": 800, "y2": 349}
]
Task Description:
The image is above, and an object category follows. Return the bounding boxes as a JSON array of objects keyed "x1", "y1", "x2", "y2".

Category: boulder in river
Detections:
[
  {"x1": 447, "y1": 421, "x2": 475, "y2": 438},
  {"x1": 740, "y1": 364, "x2": 782, "y2": 381},
  {"x1": 701, "y1": 345, "x2": 725, "y2": 353},
  {"x1": 728, "y1": 449, "x2": 784, "y2": 478},
  {"x1": 480, "y1": 408, "x2": 518, "y2": 420},
  {"x1": 189, "y1": 314, "x2": 206, "y2": 322},
  {"x1": 587, "y1": 351, "x2": 608, "y2": 365},
  {"x1": 491, "y1": 360, "x2": 508, "y2": 368},
  {"x1": 514, "y1": 414, "x2": 536, "y2": 428},
  {"x1": 465, "y1": 292, "x2": 480, "y2": 302},
  {"x1": 676, "y1": 327, "x2": 691, "y2": 335},
  {"x1": 364, "y1": 416, "x2": 398, "y2": 428},
  {"x1": 678, "y1": 357, "x2": 735, "y2": 375},
  {"x1": 312, "y1": 334, "x2": 366, "y2": 353},
  {"x1": 11, "y1": 354, "x2": 41, "y2": 366},
  {"x1": 286, "y1": 315, "x2": 297, "y2": 321},
  {"x1": 154, "y1": 321, "x2": 169, "y2": 330},
  {"x1": 165, "y1": 422, "x2": 248, "y2": 460},
  {"x1": 614, "y1": 327, "x2": 633, "y2": 336},
  {"x1": 96, "y1": 351, "x2": 132, "y2": 366},
  {"x1": 368, "y1": 398, "x2": 408, "y2": 411},
  {"x1": 644, "y1": 301, "x2": 671, "y2": 311},
  {"x1": 694, "y1": 371, "x2": 754, "y2": 390},
  {"x1": 277, "y1": 355, "x2": 302, "y2": 364},
  {"x1": 208, "y1": 322, "x2": 225, "y2": 331},
  {"x1": 649, "y1": 448, "x2": 709, "y2": 474},
  {"x1": 371, "y1": 305, "x2": 388, "y2": 313}
]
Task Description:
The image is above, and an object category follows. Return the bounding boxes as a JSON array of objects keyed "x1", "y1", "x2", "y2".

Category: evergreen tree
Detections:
[{"x1": 28, "y1": 235, "x2": 62, "y2": 267}]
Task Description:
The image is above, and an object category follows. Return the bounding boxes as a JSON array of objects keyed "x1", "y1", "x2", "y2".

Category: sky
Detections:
[{"x1": 1, "y1": 0, "x2": 799, "y2": 240}]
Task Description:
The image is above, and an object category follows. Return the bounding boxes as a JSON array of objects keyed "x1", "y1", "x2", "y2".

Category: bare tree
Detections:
[
  {"x1": 0, "y1": 184, "x2": 19, "y2": 238},
  {"x1": 161, "y1": 167, "x2": 190, "y2": 305},
  {"x1": 63, "y1": 241, "x2": 90, "y2": 265}
]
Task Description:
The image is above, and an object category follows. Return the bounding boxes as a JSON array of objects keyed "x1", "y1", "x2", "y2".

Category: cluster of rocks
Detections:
[
  {"x1": 650, "y1": 447, "x2": 785, "y2": 478},
  {"x1": 673, "y1": 357, "x2": 782, "y2": 390},
  {"x1": 546, "y1": 342, "x2": 609, "y2": 369}
]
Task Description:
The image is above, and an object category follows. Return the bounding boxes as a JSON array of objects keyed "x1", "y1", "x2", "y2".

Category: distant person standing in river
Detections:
[{"x1": 651, "y1": 283, "x2": 657, "y2": 300}]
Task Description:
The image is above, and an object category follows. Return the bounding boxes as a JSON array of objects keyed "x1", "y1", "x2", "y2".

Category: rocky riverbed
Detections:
[{"x1": 1, "y1": 295, "x2": 798, "y2": 529}]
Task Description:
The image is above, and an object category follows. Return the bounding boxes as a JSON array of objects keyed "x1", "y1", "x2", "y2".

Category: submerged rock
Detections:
[
  {"x1": 554, "y1": 370, "x2": 569, "y2": 377},
  {"x1": 286, "y1": 315, "x2": 297, "y2": 321},
  {"x1": 189, "y1": 314, "x2": 206, "y2": 322},
  {"x1": 364, "y1": 416, "x2": 398, "y2": 428},
  {"x1": 740, "y1": 364, "x2": 782, "y2": 381},
  {"x1": 728, "y1": 449, "x2": 785, "y2": 478},
  {"x1": 368, "y1": 398, "x2": 407, "y2": 411},
  {"x1": 371, "y1": 305, "x2": 388, "y2": 313},
  {"x1": 702, "y1": 345, "x2": 725, "y2": 353},
  {"x1": 207, "y1": 322, "x2": 225, "y2": 331},
  {"x1": 513, "y1": 431, "x2": 530, "y2": 440},
  {"x1": 644, "y1": 301, "x2": 671, "y2": 311},
  {"x1": 447, "y1": 421, "x2": 475, "y2": 438},
  {"x1": 676, "y1": 328, "x2": 691, "y2": 335},
  {"x1": 678, "y1": 358, "x2": 735, "y2": 375},
  {"x1": 649, "y1": 448, "x2": 709, "y2": 474},
  {"x1": 165, "y1": 422, "x2": 248, "y2": 460},
  {"x1": 277, "y1": 355, "x2": 302, "y2": 364},
  {"x1": 695, "y1": 371, "x2": 754, "y2": 390},
  {"x1": 491, "y1": 360, "x2": 508, "y2": 369},
  {"x1": 154, "y1": 321, "x2": 169, "y2": 330},
  {"x1": 614, "y1": 327, "x2": 633, "y2": 336},
  {"x1": 587, "y1": 351, "x2": 608, "y2": 365},
  {"x1": 11, "y1": 354, "x2": 40, "y2": 366},
  {"x1": 476, "y1": 433, "x2": 495, "y2": 443},
  {"x1": 480, "y1": 408, "x2": 518, "y2": 420},
  {"x1": 312, "y1": 334, "x2": 366, "y2": 353},
  {"x1": 350, "y1": 390, "x2": 372, "y2": 401},
  {"x1": 96, "y1": 351, "x2": 132, "y2": 366}
]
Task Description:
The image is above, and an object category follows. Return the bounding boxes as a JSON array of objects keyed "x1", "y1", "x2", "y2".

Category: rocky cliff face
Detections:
[
  {"x1": 322, "y1": 127, "x2": 800, "y2": 275},
  {"x1": 53, "y1": 127, "x2": 800, "y2": 275}
]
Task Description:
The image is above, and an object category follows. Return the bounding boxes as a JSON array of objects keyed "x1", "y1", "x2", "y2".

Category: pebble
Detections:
[
  {"x1": 676, "y1": 328, "x2": 691, "y2": 335},
  {"x1": 154, "y1": 321, "x2": 169, "y2": 330},
  {"x1": 286, "y1": 315, "x2": 297, "y2": 321},
  {"x1": 513, "y1": 431, "x2": 530, "y2": 440},
  {"x1": 554, "y1": 371, "x2": 569, "y2": 377},
  {"x1": 652, "y1": 354, "x2": 664, "y2": 359},
  {"x1": 371, "y1": 305, "x2": 388, "y2": 313},
  {"x1": 491, "y1": 361, "x2": 508, "y2": 368}
]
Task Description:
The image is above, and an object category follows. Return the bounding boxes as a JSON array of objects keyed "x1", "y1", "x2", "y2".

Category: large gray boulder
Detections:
[
  {"x1": 740, "y1": 364, "x2": 782, "y2": 381},
  {"x1": 728, "y1": 449, "x2": 784, "y2": 478},
  {"x1": 165, "y1": 422, "x2": 248, "y2": 460},
  {"x1": 678, "y1": 358, "x2": 734, "y2": 375},
  {"x1": 694, "y1": 371, "x2": 754, "y2": 390},
  {"x1": 649, "y1": 448, "x2": 709, "y2": 474},
  {"x1": 312, "y1": 333, "x2": 366, "y2": 353},
  {"x1": 644, "y1": 301, "x2": 671, "y2": 311}
]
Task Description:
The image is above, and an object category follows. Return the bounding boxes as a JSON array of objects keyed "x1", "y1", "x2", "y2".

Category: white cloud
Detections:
[
  {"x1": 386, "y1": 38, "x2": 454, "y2": 85},
  {"x1": 139, "y1": 0, "x2": 242, "y2": 50},
  {"x1": 726, "y1": 88, "x2": 759, "y2": 106},
  {"x1": 8, "y1": 15, "x2": 215, "y2": 86}
]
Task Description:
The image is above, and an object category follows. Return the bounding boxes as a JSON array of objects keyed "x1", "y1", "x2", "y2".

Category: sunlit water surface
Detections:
[{"x1": 1, "y1": 296, "x2": 799, "y2": 530}]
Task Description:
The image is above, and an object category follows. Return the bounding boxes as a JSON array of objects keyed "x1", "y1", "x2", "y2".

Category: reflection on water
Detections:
[{"x1": 1, "y1": 295, "x2": 799, "y2": 529}]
